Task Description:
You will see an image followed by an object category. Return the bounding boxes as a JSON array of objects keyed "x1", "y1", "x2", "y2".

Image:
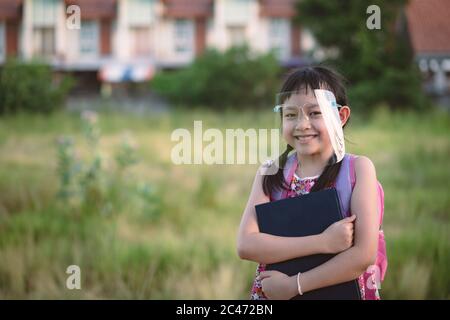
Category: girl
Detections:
[{"x1": 237, "y1": 66, "x2": 387, "y2": 300}]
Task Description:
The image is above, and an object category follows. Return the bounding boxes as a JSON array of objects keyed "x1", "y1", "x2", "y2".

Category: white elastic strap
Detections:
[{"x1": 297, "y1": 272, "x2": 303, "y2": 296}]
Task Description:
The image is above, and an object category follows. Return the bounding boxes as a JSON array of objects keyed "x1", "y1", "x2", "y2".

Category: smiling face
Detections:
[{"x1": 281, "y1": 89, "x2": 334, "y2": 158}]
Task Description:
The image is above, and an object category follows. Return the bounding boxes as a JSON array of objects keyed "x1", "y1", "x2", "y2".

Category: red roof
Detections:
[
  {"x1": 406, "y1": 0, "x2": 450, "y2": 54},
  {"x1": 162, "y1": 0, "x2": 213, "y2": 18},
  {"x1": 65, "y1": 0, "x2": 117, "y2": 19},
  {"x1": 259, "y1": 0, "x2": 297, "y2": 18},
  {"x1": 0, "y1": 0, "x2": 22, "y2": 20}
]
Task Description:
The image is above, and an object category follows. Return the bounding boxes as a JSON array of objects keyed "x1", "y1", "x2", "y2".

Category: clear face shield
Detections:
[{"x1": 273, "y1": 89, "x2": 345, "y2": 166}]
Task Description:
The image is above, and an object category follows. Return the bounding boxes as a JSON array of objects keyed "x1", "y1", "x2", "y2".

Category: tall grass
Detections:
[{"x1": 0, "y1": 107, "x2": 449, "y2": 299}]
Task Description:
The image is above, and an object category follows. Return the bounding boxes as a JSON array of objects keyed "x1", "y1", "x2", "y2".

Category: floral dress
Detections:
[{"x1": 249, "y1": 173, "x2": 380, "y2": 300}]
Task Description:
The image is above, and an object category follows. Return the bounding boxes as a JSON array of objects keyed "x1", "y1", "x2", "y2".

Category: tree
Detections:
[
  {"x1": 0, "y1": 59, "x2": 73, "y2": 114},
  {"x1": 151, "y1": 46, "x2": 280, "y2": 109},
  {"x1": 296, "y1": 0, "x2": 427, "y2": 111}
]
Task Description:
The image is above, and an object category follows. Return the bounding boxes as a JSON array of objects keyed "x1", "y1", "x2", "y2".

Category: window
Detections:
[
  {"x1": 269, "y1": 18, "x2": 290, "y2": 60},
  {"x1": 128, "y1": 0, "x2": 155, "y2": 26},
  {"x1": 174, "y1": 19, "x2": 194, "y2": 54},
  {"x1": 131, "y1": 27, "x2": 152, "y2": 57},
  {"x1": 228, "y1": 26, "x2": 246, "y2": 47},
  {"x1": 128, "y1": 0, "x2": 155, "y2": 57},
  {"x1": 79, "y1": 21, "x2": 99, "y2": 57},
  {"x1": 33, "y1": 27, "x2": 55, "y2": 57},
  {"x1": 32, "y1": 0, "x2": 58, "y2": 58},
  {"x1": 0, "y1": 22, "x2": 5, "y2": 60},
  {"x1": 33, "y1": 0, "x2": 58, "y2": 26},
  {"x1": 224, "y1": 0, "x2": 251, "y2": 26}
]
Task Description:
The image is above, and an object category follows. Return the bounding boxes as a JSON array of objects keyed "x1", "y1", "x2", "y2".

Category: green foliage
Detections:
[
  {"x1": 151, "y1": 46, "x2": 281, "y2": 109},
  {"x1": 115, "y1": 133, "x2": 139, "y2": 171},
  {"x1": 296, "y1": 0, "x2": 428, "y2": 111},
  {"x1": 56, "y1": 136, "x2": 79, "y2": 200},
  {"x1": 0, "y1": 59, "x2": 73, "y2": 114},
  {"x1": 1, "y1": 109, "x2": 449, "y2": 299},
  {"x1": 55, "y1": 111, "x2": 161, "y2": 220}
]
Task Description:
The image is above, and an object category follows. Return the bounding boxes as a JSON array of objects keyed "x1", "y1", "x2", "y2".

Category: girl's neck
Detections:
[{"x1": 295, "y1": 150, "x2": 333, "y2": 179}]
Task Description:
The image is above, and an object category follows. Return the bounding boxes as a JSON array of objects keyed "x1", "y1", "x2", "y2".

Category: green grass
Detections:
[{"x1": 0, "y1": 107, "x2": 449, "y2": 299}]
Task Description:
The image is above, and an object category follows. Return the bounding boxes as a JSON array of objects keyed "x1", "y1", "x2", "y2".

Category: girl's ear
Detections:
[{"x1": 339, "y1": 106, "x2": 351, "y2": 126}]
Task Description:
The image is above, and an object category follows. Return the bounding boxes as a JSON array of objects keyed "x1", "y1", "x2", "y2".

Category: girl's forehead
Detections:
[{"x1": 283, "y1": 92, "x2": 318, "y2": 106}]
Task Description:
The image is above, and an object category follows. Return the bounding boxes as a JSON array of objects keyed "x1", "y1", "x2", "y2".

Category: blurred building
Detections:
[
  {"x1": 406, "y1": 0, "x2": 450, "y2": 100},
  {"x1": 0, "y1": 0, "x2": 313, "y2": 88},
  {"x1": 2, "y1": 0, "x2": 447, "y2": 99}
]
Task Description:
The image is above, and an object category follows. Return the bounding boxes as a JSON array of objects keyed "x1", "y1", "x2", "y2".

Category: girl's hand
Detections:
[
  {"x1": 321, "y1": 215, "x2": 356, "y2": 254},
  {"x1": 259, "y1": 270, "x2": 297, "y2": 300}
]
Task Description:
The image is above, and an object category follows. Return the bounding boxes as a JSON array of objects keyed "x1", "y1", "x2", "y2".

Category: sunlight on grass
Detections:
[{"x1": 0, "y1": 108, "x2": 449, "y2": 299}]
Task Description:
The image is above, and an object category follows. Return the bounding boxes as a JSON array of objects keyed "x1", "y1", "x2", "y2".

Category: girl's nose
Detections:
[{"x1": 295, "y1": 116, "x2": 312, "y2": 131}]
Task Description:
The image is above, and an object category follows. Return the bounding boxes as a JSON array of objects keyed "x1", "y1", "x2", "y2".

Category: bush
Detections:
[
  {"x1": 151, "y1": 46, "x2": 281, "y2": 109},
  {"x1": 0, "y1": 59, "x2": 73, "y2": 114},
  {"x1": 56, "y1": 111, "x2": 161, "y2": 220}
]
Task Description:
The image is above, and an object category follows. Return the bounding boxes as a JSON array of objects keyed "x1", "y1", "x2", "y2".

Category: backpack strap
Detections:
[
  {"x1": 349, "y1": 154, "x2": 357, "y2": 190},
  {"x1": 335, "y1": 154, "x2": 352, "y2": 217},
  {"x1": 270, "y1": 152, "x2": 298, "y2": 201}
]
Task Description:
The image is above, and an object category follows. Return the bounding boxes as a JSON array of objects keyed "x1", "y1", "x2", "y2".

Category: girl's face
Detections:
[{"x1": 281, "y1": 90, "x2": 333, "y2": 157}]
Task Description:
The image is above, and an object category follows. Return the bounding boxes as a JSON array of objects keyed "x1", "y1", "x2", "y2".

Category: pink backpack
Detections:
[{"x1": 271, "y1": 153, "x2": 388, "y2": 291}]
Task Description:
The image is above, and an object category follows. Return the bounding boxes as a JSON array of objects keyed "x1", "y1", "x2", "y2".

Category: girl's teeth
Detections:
[{"x1": 296, "y1": 135, "x2": 316, "y2": 142}]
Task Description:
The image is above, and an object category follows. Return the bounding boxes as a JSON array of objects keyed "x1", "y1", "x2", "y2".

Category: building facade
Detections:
[
  {"x1": 406, "y1": 0, "x2": 450, "y2": 98},
  {"x1": 0, "y1": 0, "x2": 312, "y2": 83},
  {"x1": 4, "y1": 0, "x2": 446, "y2": 98}
]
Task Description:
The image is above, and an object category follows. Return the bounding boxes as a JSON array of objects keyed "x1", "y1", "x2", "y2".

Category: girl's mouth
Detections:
[{"x1": 294, "y1": 134, "x2": 318, "y2": 143}]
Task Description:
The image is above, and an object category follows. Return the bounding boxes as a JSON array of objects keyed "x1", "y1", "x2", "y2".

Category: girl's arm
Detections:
[
  {"x1": 261, "y1": 156, "x2": 380, "y2": 296},
  {"x1": 237, "y1": 164, "x2": 353, "y2": 264}
]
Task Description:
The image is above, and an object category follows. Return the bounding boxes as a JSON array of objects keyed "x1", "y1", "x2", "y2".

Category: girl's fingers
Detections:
[
  {"x1": 344, "y1": 223, "x2": 354, "y2": 232},
  {"x1": 342, "y1": 215, "x2": 356, "y2": 223}
]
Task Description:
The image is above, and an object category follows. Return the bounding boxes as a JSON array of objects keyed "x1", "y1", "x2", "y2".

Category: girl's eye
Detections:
[
  {"x1": 284, "y1": 113, "x2": 296, "y2": 118},
  {"x1": 310, "y1": 112, "x2": 322, "y2": 117}
]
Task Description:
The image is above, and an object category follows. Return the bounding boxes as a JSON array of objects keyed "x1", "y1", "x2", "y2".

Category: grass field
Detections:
[{"x1": 0, "y1": 107, "x2": 449, "y2": 299}]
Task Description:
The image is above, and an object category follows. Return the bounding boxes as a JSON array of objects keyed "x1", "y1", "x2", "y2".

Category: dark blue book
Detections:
[{"x1": 255, "y1": 188, "x2": 361, "y2": 300}]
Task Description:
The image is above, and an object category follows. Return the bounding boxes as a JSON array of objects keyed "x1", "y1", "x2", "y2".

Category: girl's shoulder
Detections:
[
  {"x1": 348, "y1": 154, "x2": 376, "y2": 168},
  {"x1": 348, "y1": 154, "x2": 377, "y2": 182}
]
